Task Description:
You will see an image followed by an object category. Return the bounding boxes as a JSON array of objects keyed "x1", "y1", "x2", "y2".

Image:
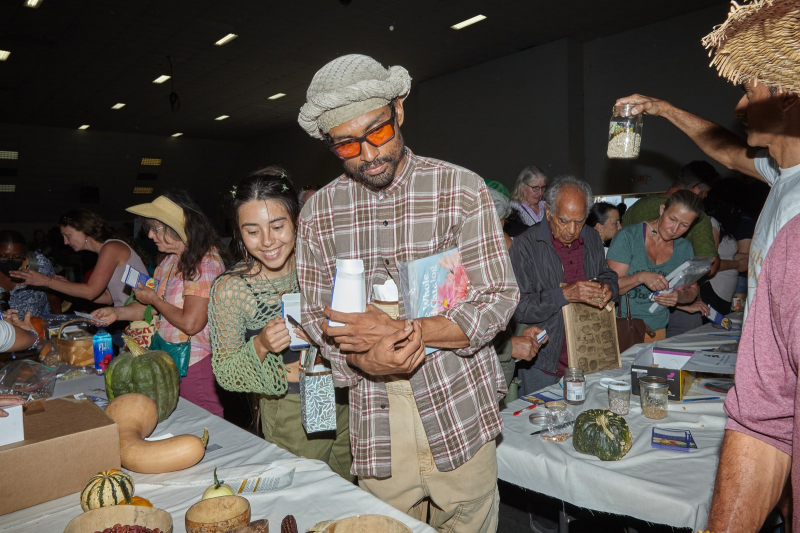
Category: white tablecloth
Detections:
[
  {"x1": 1, "y1": 374, "x2": 434, "y2": 533},
  {"x1": 497, "y1": 317, "x2": 741, "y2": 530}
]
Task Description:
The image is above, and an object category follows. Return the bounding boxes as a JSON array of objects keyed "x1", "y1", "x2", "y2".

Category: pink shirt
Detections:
[
  {"x1": 155, "y1": 251, "x2": 225, "y2": 366},
  {"x1": 724, "y1": 213, "x2": 800, "y2": 530}
]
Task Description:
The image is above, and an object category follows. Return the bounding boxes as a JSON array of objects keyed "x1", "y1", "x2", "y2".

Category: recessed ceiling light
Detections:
[
  {"x1": 78, "y1": 125, "x2": 90, "y2": 130},
  {"x1": 0, "y1": 185, "x2": 16, "y2": 193},
  {"x1": 215, "y1": 34, "x2": 238, "y2": 46},
  {"x1": 140, "y1": 158, "x2": 162, "y2": 166},
  {"x1": 24, "y1": 0, "x2": 43, "y2": 7},
  {"x1": 171, "y1": 133, "x2": 183, "y2": 137},
  {"x1": 0, "y1": 151, "x2": 19, "y2": 160},
  {"x1": 0, "y1": 51, "x2": 10, "y2": 61},
  {"x1": 111, "y1": 103, "x2": 126, "y2": 110},
  {"x1": 152, "y1": 75, "x2": 171, "y2": 84},
  {"x1": 268, "y1": 93, "x2": 286, "y2": 100},
  {"x1": 133, "y1": 187, "x2": 154, "y2": 194},
  {"x1": 215, "y1": 115, "x2": 229, "y2": 121},
  {"x1": 451, "y1": 15, "x2": 486, "y2": 30}
]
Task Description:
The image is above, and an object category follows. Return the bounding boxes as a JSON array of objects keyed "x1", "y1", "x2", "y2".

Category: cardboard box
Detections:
[
  {"x1": 631, "y1": 346, "x2": 696, "y2": 401},
  {"x1": 0, "y1": 396, "x2": 120, "y2": 515},
  {"x1": 562, "y1": 301, "x2": 621, "y2": 374}
]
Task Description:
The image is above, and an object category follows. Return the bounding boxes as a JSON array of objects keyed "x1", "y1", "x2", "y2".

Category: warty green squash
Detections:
[
  {"x1": 572, "y1": 409, "x2": 633, "y2": 461},
  {"x1": 105, "y1": 335, "x2": 179, "y2": 423}
]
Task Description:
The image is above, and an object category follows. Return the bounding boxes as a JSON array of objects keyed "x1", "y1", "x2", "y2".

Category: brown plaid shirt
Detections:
[{"x1": 297, "y1": 149, "x2": 519, "y2": 477}]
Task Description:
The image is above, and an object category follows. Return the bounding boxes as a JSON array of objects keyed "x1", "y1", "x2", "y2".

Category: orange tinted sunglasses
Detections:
[{"x1": 327, "y1": 104, "x2": 396, "y2": 159}]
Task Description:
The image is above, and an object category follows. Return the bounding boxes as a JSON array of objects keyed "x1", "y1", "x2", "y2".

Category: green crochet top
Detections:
[{"x1": 209, "y1": 265, "x2": 299, "y2": 396}]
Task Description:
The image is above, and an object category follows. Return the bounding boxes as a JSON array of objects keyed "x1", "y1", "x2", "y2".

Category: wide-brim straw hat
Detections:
[
  {"x1": 702, "y1": 0, "x2": 800, "y2": 93},
  {"x1": 126, "y1": 196, "x2": 188, "y2": 244}
]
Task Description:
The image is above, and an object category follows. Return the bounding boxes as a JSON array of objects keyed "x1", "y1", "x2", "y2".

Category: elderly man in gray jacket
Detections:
[{"x1": 509, "y1": 176, "x2": 619, "y2": 396}]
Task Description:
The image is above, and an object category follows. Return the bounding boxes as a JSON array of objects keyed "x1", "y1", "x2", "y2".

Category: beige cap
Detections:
[{"x1": 126, "y1": 196, "x2": 187, "y2": 244}]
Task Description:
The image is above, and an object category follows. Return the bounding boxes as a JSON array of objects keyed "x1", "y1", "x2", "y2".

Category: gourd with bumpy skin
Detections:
[
  {"x1": 572, "y1": 408, "x2": 633, "y2": 461},
  {"x1": 105, "y1": 336, "x2": 179, "y2": 423},
  {"x1": 105, "y1": 392, "x2": 209, "y2": 474},
  {"x1": 80, "y1": 469, "x2": 135, "y2": 511}
]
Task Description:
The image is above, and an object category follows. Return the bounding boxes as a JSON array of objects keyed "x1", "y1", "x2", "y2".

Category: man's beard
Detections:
[{"x1": 343, "y1": 135, "x2": 406, "y2": 190}]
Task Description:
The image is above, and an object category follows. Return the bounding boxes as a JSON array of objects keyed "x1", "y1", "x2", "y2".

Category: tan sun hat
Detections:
[
  {"x1": 126, "y1": 195, "x2": 188, "y2": 244},
  {"x1": 703, "y1": 0, "x2": 800, "y2": 93}
]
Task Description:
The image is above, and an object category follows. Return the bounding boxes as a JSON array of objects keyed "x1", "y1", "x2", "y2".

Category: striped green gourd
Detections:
[
  {"x1": 105, "y1": 335, "x2": 179, "y2": 423},
  {"x1": 80, "y1": 469, "x2": 135, "y2": 511}
]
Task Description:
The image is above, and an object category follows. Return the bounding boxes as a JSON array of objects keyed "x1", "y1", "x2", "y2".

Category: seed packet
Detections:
[{"x1": 651, "y1": 426, "x2": 698, "y2": 452}]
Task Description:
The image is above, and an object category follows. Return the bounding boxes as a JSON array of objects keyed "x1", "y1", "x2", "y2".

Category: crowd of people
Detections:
[{"x1": 2, "y1": 2, "x2": 799, "y2": 529}]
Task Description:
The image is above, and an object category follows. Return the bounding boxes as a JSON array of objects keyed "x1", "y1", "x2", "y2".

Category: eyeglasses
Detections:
[
  {"x1": 149, "y1": 225, "x2": 165, "y2": 234},
  {"x1": 326, "y1": 103, "x2": 396, "y2": 159},
  {"x1": 526, "y1": 184, "x2": 546, "y2": 193}
]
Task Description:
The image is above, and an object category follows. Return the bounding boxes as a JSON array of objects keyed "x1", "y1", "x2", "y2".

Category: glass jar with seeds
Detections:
[
  {"x1": 639, "y1": 376, "x2": 669, "y2": 419},
  {"x1": 607, "y1": 103, "x2": 643, "y2": 159},
  {"x1": 607, "y1": 380, "x2": 631, "y2": 415}
]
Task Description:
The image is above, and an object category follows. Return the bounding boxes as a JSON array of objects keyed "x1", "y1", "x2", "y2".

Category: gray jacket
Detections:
[{"x1": 508, "y1": 219, "x2": 619, "y2": 374}]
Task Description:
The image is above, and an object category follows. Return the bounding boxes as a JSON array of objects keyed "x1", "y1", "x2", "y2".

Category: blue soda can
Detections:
[{"x1": 92, "y1": 328, "x2": 113, "y2": 374}]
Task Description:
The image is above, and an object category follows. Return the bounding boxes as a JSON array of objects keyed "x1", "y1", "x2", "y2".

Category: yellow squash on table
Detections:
[
  {"x1": 201, "y1": 467, "x2": 236, "y2": 500},
  {"x1": 105, "y1": 392, "x2": 209, "y2": 474}
]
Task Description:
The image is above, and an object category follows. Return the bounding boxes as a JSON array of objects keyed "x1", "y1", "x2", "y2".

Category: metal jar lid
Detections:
[
  {"x1": 608, "y1": 380, "x2": 631, "y2": 392},
  {"x1": 639, "y1": 376, "x2": 668, "y2": 390}
]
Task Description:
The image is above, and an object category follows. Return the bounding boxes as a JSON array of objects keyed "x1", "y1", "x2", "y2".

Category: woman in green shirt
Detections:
[
  {"x1": 209, "y1": 167, "x2": 353, "y2": 481},
  {"x1": 607, "y1": 190, "x2": 704, "y2": 341}
]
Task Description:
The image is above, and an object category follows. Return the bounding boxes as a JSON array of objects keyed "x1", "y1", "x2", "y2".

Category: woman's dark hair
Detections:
[
  {"x1": 663, "y1": 189, "x2": 704, "y2": 218},
  {"x1": 229, "y1": 166, "x2": 300, "y2": 277},
  {"x1": 586, "y1": 202, "x2": 618, "y2": 228},
  {"x1": 704, "y1": 178, "x2": 744, "y2": 240},
  {"x1": 60, "y1": 209, "x2": 116, "y2": 242},
  {"x1": 142, "y1": 191, "x2": 231, "y2": 281},
  {"x1": 0, "y1": 230, "x2": 26, "y2": 247}
]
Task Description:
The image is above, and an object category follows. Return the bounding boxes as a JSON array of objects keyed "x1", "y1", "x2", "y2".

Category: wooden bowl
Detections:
[
  {"x1": 227, "y1": 519, "x2": 269, "y2": 533},
  {"x1": 321, "y1": 514, "x2": 412, "y2": 533},
  {"x1": 185, "y1": 495, "x2": 251, "y2": 533},
  {"x1": 64, "y1": 505, "x2": 173, "y2": 533}
]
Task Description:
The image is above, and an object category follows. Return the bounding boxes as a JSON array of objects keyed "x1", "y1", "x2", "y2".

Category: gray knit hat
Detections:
[{"x1": 298, "y1": 54, "x2": 412, "y2": 140}]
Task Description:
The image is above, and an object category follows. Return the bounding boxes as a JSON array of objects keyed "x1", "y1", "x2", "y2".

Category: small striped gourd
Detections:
[{"x1": 80, "y1": 469, "x2": 135, "y2": 511}]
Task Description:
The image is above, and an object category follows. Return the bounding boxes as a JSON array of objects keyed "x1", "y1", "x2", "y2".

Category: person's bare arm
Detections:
[
  {"x1": 617, "y1": 94, "x2": 762, "y2": 180},
  {"x1": 706, "y1": 430, "x2": 791, "y2": 532},
  {"x1": 607, "y1": 259, "x2": 670, "y2": 294}
]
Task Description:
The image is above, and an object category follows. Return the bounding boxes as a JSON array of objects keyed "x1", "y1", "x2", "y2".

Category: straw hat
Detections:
[
  {"x1": 126, "y1": 196, "x2": 188, "y2": 244},
  {"x1": 702, "y1": 0, "x2": 800, "y2": 93}
]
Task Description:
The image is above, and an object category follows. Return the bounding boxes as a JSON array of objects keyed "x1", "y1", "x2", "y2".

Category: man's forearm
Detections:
[
  {"x1": 707, "y1": 430, "x2": 791, "y2": 532},
  {"x1": 419, "y1": 315, "x2": 469, "y2": 350}
]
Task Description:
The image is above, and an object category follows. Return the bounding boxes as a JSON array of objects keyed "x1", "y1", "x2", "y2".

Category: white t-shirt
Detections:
[
  {"x1": 0, "y1": 321, "x2": 16, "y2": 352},
  {"x1": 709, "y1": 217, "x2": 739, "y2": 302},
  {"x1": 747, "y1": 150, "x2": 800, "y2": 318}
]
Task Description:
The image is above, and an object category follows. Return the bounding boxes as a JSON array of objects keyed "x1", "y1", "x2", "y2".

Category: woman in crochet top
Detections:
[{"x1": 209, "y1": 167, "x2": 353, "y2": 481}]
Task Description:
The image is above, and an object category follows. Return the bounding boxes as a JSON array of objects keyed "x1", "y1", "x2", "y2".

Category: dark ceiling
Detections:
[{"x1": 0, "y1": 0, "x2": 728, "y2": 141}]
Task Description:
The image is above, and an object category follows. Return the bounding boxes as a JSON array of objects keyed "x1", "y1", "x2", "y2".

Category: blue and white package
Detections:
[{"x1": 706, "y1": 306, "x2": 731, "y2": 330}]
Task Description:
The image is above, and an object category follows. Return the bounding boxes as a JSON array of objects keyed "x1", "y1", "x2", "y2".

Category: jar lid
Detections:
[
  {"x1": 608, "y1": 380, "x2": 631, "y2": 391},
  {"x1": 545, "y1": 401, "x2": 567, "y2": 411},
  {"x1": 564, "y1": 367, "x2": 584, "y2": 377},
  {"x1": 640, "y1": 376, "x2": 669, "y2": 389},
  {"x1": 529, "y1": 411, "x2": 548, "y2": 426}
]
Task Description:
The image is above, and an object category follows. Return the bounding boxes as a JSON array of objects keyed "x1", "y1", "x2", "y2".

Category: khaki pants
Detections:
[{"x1": 359, "y1": 379, "x2": 499, "y2": 533}]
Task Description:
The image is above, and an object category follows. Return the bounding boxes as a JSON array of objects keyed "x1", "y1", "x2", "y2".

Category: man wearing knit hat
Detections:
[
  {"x1": 296, "y1": 54, "x2": 519, "y2": 532},
  {"x1": 616, "y1": 0, "x2": 800, "y2": 324}
]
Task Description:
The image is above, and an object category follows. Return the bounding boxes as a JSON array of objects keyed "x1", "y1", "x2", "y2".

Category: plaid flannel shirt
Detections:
[{"x1": 297, "y1": 149, "x2": 519, "y2": 478}]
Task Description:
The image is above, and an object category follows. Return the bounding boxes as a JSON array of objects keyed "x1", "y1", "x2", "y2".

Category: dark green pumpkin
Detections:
[
  {"x1": 105, "y1": 346, "x2": 179, "y2": 423},
  {"x1": 573, "y1": 409, "x2": 633, "y2": 461}
]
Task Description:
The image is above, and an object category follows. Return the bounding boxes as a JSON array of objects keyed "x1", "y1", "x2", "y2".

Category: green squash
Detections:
[
  {"x1": 105, "y1": 336, "x2": 179, "y2": 423},
  {"x1": 573, "y1": 409, "x2": 633, "y2": 461}
]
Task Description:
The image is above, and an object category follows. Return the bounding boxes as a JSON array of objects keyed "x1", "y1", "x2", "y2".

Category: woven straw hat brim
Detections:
[
  {"x1": 126, "y1": 196, "x2": 188, "y2": 244},
  {"x1": 702, "y1": 0, "x2": 800, "y2": 93}
]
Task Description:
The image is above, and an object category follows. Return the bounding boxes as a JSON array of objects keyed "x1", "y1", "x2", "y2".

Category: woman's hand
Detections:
[
  {"x1": 677, "y1": 300, "x2": 710, "y2": 316},
  {"x1": 132, "y1": 283, "x2": 159, "y2": 306},
  {"x1": 293, "y1": 327, "x2": 311, "y2": 345},
  {"x1": 91, "y1": 308, "x2": 119, "y2": 325},
  {"x1": 6, "y1": 309, "x2": 34, "y2": 332},
  {"x1": 638, "y1": 271, "x2": 669, "y2": 292},
  {"x1": 8, "y1": 269, "x2": 50, "y2": 287},
  {"x1": 0, "y1": 394, "x2": 24, "y2": 418},
  {"x1": 653, "y1": 290, "x2": 679, "y2": 308},
  {"x1": 255, "y1": 317, "x2": 291, "y2": 354}
]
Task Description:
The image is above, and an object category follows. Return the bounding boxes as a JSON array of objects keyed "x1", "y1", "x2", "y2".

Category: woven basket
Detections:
[
  {"x1": 53, "y1": 318, "x2": 95, "y2": 367},
  {"x1": 702, "y1": 0, "x2": 800, "y2": 93}
]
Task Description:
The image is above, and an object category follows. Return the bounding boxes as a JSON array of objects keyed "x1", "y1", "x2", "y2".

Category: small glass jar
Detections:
[
  {"x1": 607, "y1": 103, "x2": 643, "y2": 159},
  {"x1": 607, "y1": 380, "x2": 631, "y2": 415},
  {"x1": 563, "y1": 367, "x2": 586, "y2": 405},
  {"x1": 639, "y1": 376, "x2": 669, "y2": 419},
  {"x1": 542, "y1": 401, "x2": 575, "y2": 442}
]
